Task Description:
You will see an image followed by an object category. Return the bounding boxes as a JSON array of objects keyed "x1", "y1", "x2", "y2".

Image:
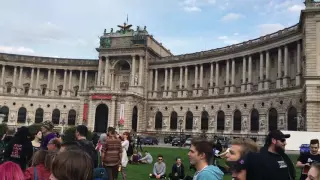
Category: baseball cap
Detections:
[{"x1": 268, "y1": 130, "x2": 290, "y2": 140}]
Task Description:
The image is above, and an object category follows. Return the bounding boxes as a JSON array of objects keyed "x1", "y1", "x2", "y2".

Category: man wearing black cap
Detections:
[{"x1": 258, "y1": 130, "x2": 295, "y2": 180}]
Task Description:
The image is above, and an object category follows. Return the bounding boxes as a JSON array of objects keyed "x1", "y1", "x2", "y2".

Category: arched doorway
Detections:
[
  {"x1": 52, "y1": 109, "x2": 60, "y2": 124},
  {"x1": 185, "y1": 111, "x2": 193, "y2": 130},
  {"x1": 35, "y1": 108, "x2": 44, "y2": 123},
  {"x1": 233, "y1": 110, "x2": 242, "y2": 131},
  {"x1": 17, "y1": 107, "x2": 27, "y2": 123},
  {"x1": 68, "y1": 109, "x2": 77, "y2": 125},
  {"x1": 170, "y1": 111, "x2": 178, "y2": 130},
  {"x1": 131, "y1": 106, "x2": 138, "y2": 132},
  {"x1": 217, "y1": 111, "x2": 225, "y2": 131},
  {"x1": 95, "y1": 104, "x2": 109, "y2": 133},
  {"x1": 250, "y1": 109, "x2": 259, "y2": 131},
  {"x1": 201, "y1": 111, "x2": 209, "y2": 130},
  {"x1": 287, "y1": 107, "x2": 298, "y2": 131},
  {"x1": 268, "y1": 108, "x2": 278, "y2": 131},
  {"x1": 0, "y1": 106, "x2": 9, "y2": 122},
  {"x1": 155, "y1": 111, "x2": 163, "y2": 129}
]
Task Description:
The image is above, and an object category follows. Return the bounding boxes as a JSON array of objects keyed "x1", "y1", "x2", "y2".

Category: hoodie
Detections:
[
  {"x1": 24, "y1": 164, "x2": 51, "y2": 180},
  {"x1": 193, "y1": 165, "x2": 224, "y2": 180}
]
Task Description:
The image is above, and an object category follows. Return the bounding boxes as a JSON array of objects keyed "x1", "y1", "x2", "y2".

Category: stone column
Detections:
[
  {"x1": 230, "y1": 59, "x2": 235, "y2": 93},
  {"x1": 17, "y1": 67, "x2": 23, "y2": 94},
  {"x1": 164, "y1": 68, "x2": 168, "y2": 97},
  {"x1": 97, "y1": 57, "x2": 102, "y2": 86},
  {"x1": 209, "y1": 62, "x2": 214, "y2": 95},
  {"x1": 46, "y1": 69, "x2": 51, "y2": 96},
  {"x1": 131, "y1": 56, "x2": 136, "y2": 86},
  {"x1": 111, "y1": 73, "x2": 114, "y2": 90},
  {"x1": 63, "y1": 70, "x2": 67, "y2": 94},
  {"x1": 296, "y1": 42, "x2": 301, "y2": 86},
  {"x1": 247, "y1": 56, "x2": 252, "y2": 92},
  {"x1": 34, "y1": 68, "x2": 40, "y2": 95},
  {"x1": 193, "y1": 65, "x2": 198, "y2": 96},
  {"x1": 12, "y1": 66, "x2": 17, "y2": 89},
  {"x1": 84, "y1": 70, "x2": 88, "y2": 91},
  {"x1": 67, "y1": 70, "x2": 72, "y2": 96},
  {"x1": 264, "y1": 51, "x2": 270, "y2": 90},
  {"x1": 259, "y1": 52, "x2": 264, "y2": 91},
  {"x1": 198, "y1": 64, "x2": 203, "y2": 96},
  {"x1": 276, "y1": 47, "x2": 282, "y2": 88},
  {"x1": 153, "y1": 69, "x2": 158, "y2": 98},
  {"x1": 51, "y1": 69, "x2": 56, "y2": 96},
  {"x1": 179, "y1": 67, "x2": 183, "y2": 97},
  {"x1": 139, "y1": 56, "x2": 144, "y2": 86},
  {"x1": 104, "y1": 57, "x2": 109, "y2": 87},
  {"x1": 283, "y1": 45, "x2": 288, "y2": 87},
  {"x1": 241, "y1": 57, "x2": 246, "y2": 93},
  {"x1": 214, "y1": 62, "x2": 219, "y2": 95},
  {"x1": 168, "y1": 68, "x2": 173, "y2": 97},
  {"x1": 183, "y1": 66, "x2": 188, "y2": 97},
  {"x1": 28, "y1": 68, "x2": 34, "y2": 95},
  {"x1": 224, "y1": 60, "x2": 230, "y2": 94},
  {"x1": 148, "y1": 69, "x2": 153, "y2": 98},
  {"x1": 79, "y1": 70, "x2": 83, "y2": 91},
  {"x1": 110, "y1": 97, "x2": 117, "y2": 127},
  {"x1": 0, "y1": 65, "x2": 4, "y2": 93}
]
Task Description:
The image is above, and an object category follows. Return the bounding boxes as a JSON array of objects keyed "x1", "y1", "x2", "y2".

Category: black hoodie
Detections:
[{"x1": 258, "y1": 146, "x2": 296, "y2": 180}]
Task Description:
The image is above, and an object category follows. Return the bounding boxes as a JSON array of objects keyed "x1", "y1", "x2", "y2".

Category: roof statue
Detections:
[
  {"x1": 117, "y1": 22, "x2": 133, "y2": 34},
  {"x1": 110, "y1": 28, "x2": 113, "y2": 33}
]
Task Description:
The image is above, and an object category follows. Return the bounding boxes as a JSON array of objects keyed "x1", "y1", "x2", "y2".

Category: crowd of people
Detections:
[{"x1": 0, "y1": 120, "x2": 320, "y2": 180}]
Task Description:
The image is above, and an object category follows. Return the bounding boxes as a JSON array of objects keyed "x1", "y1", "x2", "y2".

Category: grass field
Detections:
[{"x1": 122, "y1": 147, "x2": 300, "y2": 180}]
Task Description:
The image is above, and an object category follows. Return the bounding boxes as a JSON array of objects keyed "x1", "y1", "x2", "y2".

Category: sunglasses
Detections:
[
  {"x1": 158, "y1": 158, "x2": 163, "y2": 161},
  {"x1": 279, "y1": 139, "x2": 286, "y2": 143}
]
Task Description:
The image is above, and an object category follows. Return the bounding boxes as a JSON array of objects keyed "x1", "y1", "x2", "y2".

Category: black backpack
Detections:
[{"x1": 76, "y1": 140, "x2": 99, "y2": 168}]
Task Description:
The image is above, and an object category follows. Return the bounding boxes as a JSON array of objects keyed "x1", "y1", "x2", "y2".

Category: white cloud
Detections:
[
  {"x1": 221, "y1": 13, "x2": 243, "y2": 21},
  {"x1": 288, "y1": 4, "x2": 305, "y2": 13},
  {"x1": 218, "y1": 36, "x2": 228, "y2": 40},
  {"x1": 0, "y1": 46, "x2": 35, "y2": 55},
  {"x1": 233, "y1": 33, "x2": 239, "y2": 36},
  {"x1": 183, "y1": 6, "x2": 202, "y2": 12},
  {"x1": 257, "y1": 23, "x2": 285, "y2": 36}
]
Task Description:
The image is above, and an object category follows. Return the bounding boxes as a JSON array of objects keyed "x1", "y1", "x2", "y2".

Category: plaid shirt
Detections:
[{"x1": 102, "y1": 136, "x2": 122, "y2": 166}]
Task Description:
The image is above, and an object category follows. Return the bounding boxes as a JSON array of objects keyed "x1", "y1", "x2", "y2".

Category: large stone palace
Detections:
[{"x1": 0, "y1": 1, "x2": 320, "y2": 140}]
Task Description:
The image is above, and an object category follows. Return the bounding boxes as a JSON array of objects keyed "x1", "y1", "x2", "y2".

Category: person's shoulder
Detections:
[{"x1": 198, "y1": 165, "x2": 223, "y2": 179}]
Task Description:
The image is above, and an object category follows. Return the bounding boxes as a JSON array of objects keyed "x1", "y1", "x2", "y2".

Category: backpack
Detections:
[
  {"x1": 93, "y1": 152, "x2": 109, "y2": 180},
  {"x1": 76, "y1": 140, "x2": 99, "y2": 168}
]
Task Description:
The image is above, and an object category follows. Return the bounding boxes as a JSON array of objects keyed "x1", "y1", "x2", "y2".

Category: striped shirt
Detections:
[{"x1": 102, "y1": 136, "x2": 122, "y2": 166}]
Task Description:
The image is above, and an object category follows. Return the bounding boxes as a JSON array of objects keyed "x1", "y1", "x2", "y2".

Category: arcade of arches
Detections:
[
  {"x1": 0, "y1": 105, "x2": 77, "y2": 125},
  {"x1": 153, "y1": 106, "x2": 300, "y2": 131}
]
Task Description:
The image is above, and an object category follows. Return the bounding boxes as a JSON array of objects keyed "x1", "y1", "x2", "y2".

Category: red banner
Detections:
[
  {"x1": 91, "y1": 94, "x2": 112, "y2": 100},
  {"x1": 83, "y1": 103, "x2": 88, "y2": 121}
]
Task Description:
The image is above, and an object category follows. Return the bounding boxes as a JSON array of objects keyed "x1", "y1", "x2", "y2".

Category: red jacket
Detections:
[{"x1": 24, "y1": 164, "x2": 51, "y2": 180}]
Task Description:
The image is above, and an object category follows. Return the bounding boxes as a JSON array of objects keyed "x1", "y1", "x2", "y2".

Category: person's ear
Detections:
[{"x1": 271, "y1": 138, "x2": 277, "y2": 145}]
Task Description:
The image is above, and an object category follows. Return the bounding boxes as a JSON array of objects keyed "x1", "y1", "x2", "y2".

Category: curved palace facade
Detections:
[{"x1": 0, "y1": 1, "x2": 320, "y2": 142}]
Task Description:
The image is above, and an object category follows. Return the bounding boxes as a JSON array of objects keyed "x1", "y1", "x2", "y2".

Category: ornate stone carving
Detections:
[
  {"x1": 242, "y1": 117, "x2": 247, "y2": 131},
  {"x1": 45, "y1": 112, "x2": 51, "y2": 120},
  {"x1": 193, "y1": 117, "x2": 198, "y2": 130},
  {"x1": 148, "y1": 117, "x2": 153, "y2": 128},
  {"x1": 209, "y1": 117, "x2": 215, "y2": 127},
  {"x1": 260, "y1": 117, "x2": 265, "y2": 130},
  {"x1": 27, "y1": 111, "x2": 34, "y2": 119},
  {"x1": 279, "y1": 116, "x2": 284, "y2": 130},
  {"x1": 10, "y1": 110, "x2": 16, "y2": 121},
  {"x1": 99, "y1": 36, "x2": 111, "y2": 48},
  {"x1": 225, "y1": 117, "x2": 231, "y2": 130},
  {"x1": 162, "y1": 117, "x2": 168, "y2": 127}
]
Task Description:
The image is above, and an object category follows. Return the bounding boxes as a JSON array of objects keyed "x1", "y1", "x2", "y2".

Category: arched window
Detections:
[
  {"x1": 0, "y1": 106, "x2": 9, "y2": 122},
  {"x1": 287, "y1": 107, "x2": 298, "y2": 131},
  {"x1": 17, "y1": 107, "x2": 27, "y2": 123},
  {"x1": 185, "y1": 111, "x2": 193, "y2": 130},
  {"x1": 170, "y1": 111, "x2": 178, "y2": 130},
  {"x1": 155, "y1": 111, "x2": 163, "y2": 129},
  {"x1": 233, "y1": 110, "x2": 242, "y2": 131},
  {"x1": 52, "y1": 109, "x2": 60, "y2": 124},
  {"x1": 250, "y1": 109, "x2": 259, "y2": 131},
  {"x1": 268, "y1": 108, "x2": 278, "y2": 131},
  {"x1": 35, "y1": 108, "x2": 44, "y2": 123},
  {"x1": 217, "y1": 111, "x2": 225, "y2": 131},
  {"x1": 68, "y1": 109, "x2": 76, "y2": 125},
  {"x1": 201, "y1": 111, "x2": 209, "y2": 130}
]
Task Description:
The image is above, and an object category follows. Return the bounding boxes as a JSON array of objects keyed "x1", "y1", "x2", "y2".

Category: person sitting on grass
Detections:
[
  {"x1": 130, "y1": 149, "x2": 140, "y2": 164},
  {"x1": 168, "y1": 157, "x2": 185, "y2": 180},
  {"x1": 149, "y1": 154, "x2": 166, "y2": 179},
  {"x1": 139, "y1": 150, "x2": 153, "y2": 164}
]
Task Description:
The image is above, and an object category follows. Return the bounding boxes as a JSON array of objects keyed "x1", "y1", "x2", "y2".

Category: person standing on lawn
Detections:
[
  {"x1": 188, "y1": 139, "x2": 223, "y2": 180},
  {"x1": 296, "y1": 139, "x2": 320, "y2": 180}
]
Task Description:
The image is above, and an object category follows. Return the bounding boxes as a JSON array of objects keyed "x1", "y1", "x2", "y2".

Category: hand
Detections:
[
  {"x1": 156, "y1": 175, "x2": 161, "y2": 179},
  {"x1": 305, "y1": 163, "x2": 311, "y2": 166}
]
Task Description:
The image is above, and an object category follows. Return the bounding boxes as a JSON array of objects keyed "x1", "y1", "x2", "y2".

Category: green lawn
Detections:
[{"x1": 122, "y1": 147, "x2": 300, "y2": 180}]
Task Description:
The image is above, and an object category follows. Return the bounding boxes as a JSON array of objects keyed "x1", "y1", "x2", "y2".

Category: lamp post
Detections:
[
  {"x1": 60, "y1": 119, "x2": 66, "y2": 134},
  {"x1": 179, "y1": 119, "x2": 183, "y2": 147}
]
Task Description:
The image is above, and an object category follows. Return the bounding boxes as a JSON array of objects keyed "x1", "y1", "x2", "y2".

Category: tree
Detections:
[{"x1": 0, "y1": 123, "x2": 8, "y2": 139}]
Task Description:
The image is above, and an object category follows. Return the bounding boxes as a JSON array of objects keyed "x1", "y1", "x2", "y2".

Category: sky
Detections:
[{"x1": 0, "y1": 0, "x2": 305, "y2": 59}]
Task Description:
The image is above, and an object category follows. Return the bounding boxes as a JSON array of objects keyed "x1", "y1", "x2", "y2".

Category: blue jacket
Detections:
[{"x1": 194, "y1": 165, "x2": 224, "y2": 180}]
